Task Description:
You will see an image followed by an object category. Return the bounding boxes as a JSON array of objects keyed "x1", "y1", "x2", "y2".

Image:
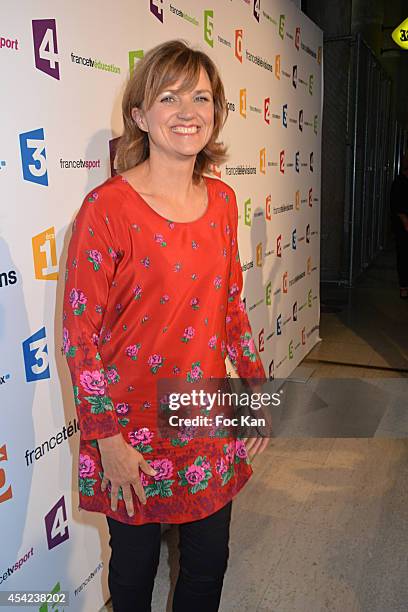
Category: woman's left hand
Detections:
[{"x1": 242, "y1": 436, "x2": 270, "y2": 462}]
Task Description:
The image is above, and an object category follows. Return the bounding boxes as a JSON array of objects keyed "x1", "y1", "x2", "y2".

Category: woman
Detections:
[{"x1": 63, "y1": 39, "x2": 269, "y2": 612}]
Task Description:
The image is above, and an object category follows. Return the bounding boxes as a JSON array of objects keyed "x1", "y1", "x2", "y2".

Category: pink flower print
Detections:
[
  {"x1": 128, "y1": 427, "x2": 154, "y2": 447},
  {"x1": 227, "y1": 344, "x2": 238, "y2": 363},
  {"x1": 80, "y1": 370, "x2": 107, "y2": 396},
  {"x1": 168, "y1": 221, "x2": 175, "y2": 230},
  {"x1": 228, "y1": 283, "x2": 240, "y2": 302},
  {"x1": 126, "y1": 343, "x2": 141, "y2": 360},
  {"x1": 173, "y1": 366, "x2": 181, "y2": 375},
  {"x1": 181, "y1": 326, "x2": 195, "y2": 343},
  {"x1": 150, "y1": 459, "x2": 173, "y2": 480},
  {"x1": 216, "y1": 457, "x2": 228, "y2": 475},
  {"x1": 238, "y1": 298, "x2": 246, "y2": 313},
  {"x1": 225, "y1": 442, "x2": 235, "y2": 465},
  {"x1": 69, "y1": 288, "x2": 87, "y2": 315},
  {"x1": 131, "y1": 223, "x2": 141, "y2": 232},
  {"x1": 133, "y1": 284, "x2": 142, "y2": 300},
  {"x1": 148, "y1": 354, "x2": 165, "y2": 374},
  {"x1": 210, "y1": 220, "x2": 216, "y2": 228},
  {"x1": 191, "y1": 240, "x2": 199, "y2": 249},
  {"x1": 186, "y1": 361, "x2": 203, "y2": 383},
  {"x1": 87, "y1": 249, "x2": 102, "y2": 271},
  {"x1": 190, "y1": 297, "x2": 199, "y2": 310},
  {"x1": 174, "y1": 262, "x2": 182, "y2": 272},
  {"x1": 140, "y1": 471, "x2": 150, "y2": 487},
  {"x1": 116, "y1": 303, "x2": 122, "y2": 311},
  {"x1": 235, "y1": 439, "x2": 248, "y2": 459},
  {"x1": 141, "y1": 400, "x2": 151, "y2": 410},
  {"x1": 154, "y1": 233, "x2": 167, "y2": 247},
  {"x1": 141, "y1": 314, "x2": 149, "y2": 324},
  {"x1": 222, "y1": 247, "x2": 227, "y2": 257},
  {"x1": 160, "y1": 294, "x2": 170, "y2": 304},
  {"x1": 87, "y1": 191, "x2": 99, "y2": 203},
  {"x1": 102, "y1": 330, "x2": 111, "y2": 344},
  {"x1": 140, "y1": 256, "x2": 150, "y2": 268},
  {"x1": 241, "y1": 333, "x2": 256, "y2": 360},
  {"x1": 208, "y1": 335, "x2": 217, "y2": 350},
  {"x1": 115, "y1": 402, "x2": 130, "y2": 415},
  {"x1": 226, "y1": 315, "x2": 232, "y2": 324},
  {"x1": 92, "y1": 333, "x2": 99, "y2": 346},
  {"x1": 213, "y1": 275, "x2": 222, "y2": 290},
  {"x1": 109, "y1": 247, "x2": 119, "y2": 261},
  {"x1": 62, "y1": 328, "x2": 70, "y2": 355},
  {"x1": 225, "y1": 224, "x2": 231, "y2": 235},
  {"x1": 79, "y1": 454, "x2": 95, "y2": 478},
  {"x1": 95, "y1": 304, "x2": 103, "y2": 314},
  {"x1": 106, "y1": 365, "x2": 120, "y2": 384},
  {"x1": 201, "y1": 459, "x2": 211, "y2": 470},
  {"x1": 185, "y1": 464, "x2": 206, "y2": 485},
  {"x1": 191, "y1": 273, "x2": 198, "y2": 280}
]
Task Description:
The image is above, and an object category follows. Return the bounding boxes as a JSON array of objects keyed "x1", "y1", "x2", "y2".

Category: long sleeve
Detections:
[
  {"x1": 225, "y1": 188, "x2": 267, "y2": 385},
  {"x1": 62, "y1": 188, "x2": 121, "y2": 440}
]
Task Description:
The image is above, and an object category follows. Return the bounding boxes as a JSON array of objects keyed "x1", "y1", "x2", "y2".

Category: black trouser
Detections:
[
  {"x1": 106, "y1": 500, "x2": 232, "y2": 612},
  {"x1": 395, "y1": 227, "x2": 408, "y2": 287}
]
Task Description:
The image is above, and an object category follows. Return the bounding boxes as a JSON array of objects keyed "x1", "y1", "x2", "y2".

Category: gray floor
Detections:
[{"x1": 102, "y1": 248, "x2": 408, "y2": 612}]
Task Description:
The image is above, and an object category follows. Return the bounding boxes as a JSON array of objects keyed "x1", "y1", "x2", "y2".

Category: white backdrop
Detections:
[{"x1": 0, "y1": 1, "x2": 322, "y2": 610}]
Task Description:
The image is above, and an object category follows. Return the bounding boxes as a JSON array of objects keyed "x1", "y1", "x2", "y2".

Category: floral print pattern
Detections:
[{"x1": 63, "y1": 175, "x2": 267, "y2": 525}]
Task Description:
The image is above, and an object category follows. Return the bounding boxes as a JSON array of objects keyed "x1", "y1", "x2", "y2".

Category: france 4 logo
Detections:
[
  {"x1": 32, "y1": 19, "x2": 60, "y2": 80},
  {"x1": 19, "y1": 128, "x2": 48, "y2": 186},
  {"x1": 22, "y1": 327, "x2": 50, "y2": 383}
]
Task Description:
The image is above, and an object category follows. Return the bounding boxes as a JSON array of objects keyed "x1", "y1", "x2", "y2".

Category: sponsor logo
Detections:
[
  {"x1": 32, "y1": 227, "x2": 58, "y2": 280},
  {"x1": 0, "y1": 547, "x2": 34, "y2": 586},
  {"x1": 306, "y1": 223, "x2": 311, "y2": 243},
  {"x1": 295, "y1": 27, "x2": 301, "y2": 50},
  {"x1": 0, "y1": 270, "x2": 17, "y2": 288},
  {"x1": 25, "y1": 418, "x2": 80, "y2": 466},
  {"x1": 295, "y1": 190, "x2": 300, "y2": 210},
  {"x1": 39, "y1": 582, "x2": 64, "y2": 612},
  {"x1": 235, "y1": 29, "x2": 243, "y2": 62},
  {"x1": 75, "y1": 562, "x2": 104, "y2": 597},
  {"x1": 226, "y1": 101, "x2": 235, "y2": 112},
  {"x1": 225, "y1": 164, "x2": 256, "y2": 176},
  {"x1": 299, "y1": 109, "x2": 304, "y2": 131},
  {"x1": 288, "y1": 340, "x2": 294, "y2": 359},
  {"x1": 60, "y1": 158, "x2": 101, "y2": 170},
  {"x1": 265, "y1": 194, "x2": 271, "y2": 220},
  {"x1": 32, "y1": 19, "x2": 60, "y2": 80},
  {"x1": 258, "y1": 328, "x2": 264, "y2": 352},
  {"x1": 70, "y1": 52, "x2": 120, "y2": 74},
  {"x1": 279, "y1": 14, "x2": 285, "y2": 40},
  {"x1": 170, "y1": 4, "x2": 198, "y2": 26},
  {"x1": 239, "y1": 88, "x2": 247, "y2": 117},
  {"x1": 22, "y1": 327, "x2": 50, "y2": 383},
  {"x1": 253, "y1": 0, "x2": 260, "y2": 22},
  {"x1": 309, "y1": 73, "x2": 314, "y2": 95},
  {"x1": 308, "y1": 187, "x2": 313, "y2": 207},
  {"x1": 293, "y1": 301, "x2": 298, "y2": 321},
  {"x1": 301, "y1": 41, "x2": 317, "y2": 59},
  {"x1": 0, "y1": 373, "x2": 11, "y2": 386},
  {"x1": 129, "y1": 50, "x2": 144, "y2": 75},
  {"x1": 0, "y1": 444, "x2": 12, "y2": 504},
  {"x1": 260, "y1": 148, "x2": 266, "y2": 174},
  {"x1": 292, "y1": 228, "x2": 297, "y2": 250},
  {"x1": 307, "y1": 256, "x2": 312, "y2": 274},
  {"x1": 204, "y1": 10, "x2": 214, "y2": 47},
  {"x1": 310, "y1": 151, "x2": 314, "y2": 172},
  {"x1": 244, "y1": 198, "x2": 251, "y2": 226},
  {"x1": 276, "y1": 314, "x2": 282, "y2": 336},
  {"x1": 317, "y1": 46, "x2": 322, "y2": 64},
  {"x1": 264, "y1": 97, "x2": 270, "y2": 124},
  {"x1": 218, "y1": 35, "x2": 232, "y2": 48},
  {"x1": 256, "y1": 242, "x2": 262, "y2": 266},
  {"x1": 279, "y1": 150, "x2": 285, "y2": 174},
  {"x1": 314, "y1": 114, "x2": 318, "y2": 134},
  {"x1": 289, "y1": 271, "x2": 306, "y2": 287},
  {"x1": 275, "y1": 54, "x2": 281, "y2": 79},
  {"x1": 292, "y1": 64, "x2": 297, "y2": 88},
  {"x1": 45, "y1": 496, "x2": 69, "y2": 550},
  {"x1": 19, "y1": 128, "x2": 48, "y2": 186},
  {"x1": 246, "y1": 50, "x2": 273, "y2": 72},
  {"x1": 302, "y1": 327, "x2": 306, "y2": 345},
  {"x1": 269, "y1": 360, "x2": 274, "y2": 380},
  {"x1": 150, "y1": 0, "x2": 164, "y2": 22},
  {"x1": 282, "y1": 103, "x2": 288, "y2": 128},
  {"x1": 391, "y1": 17, "x2": 408, "y2": 49},
  {"x1": 0, "y1": 160, "x2": 6, "y2": 170},
  {"x1": 308, "y1": 289, "x2": 312, "y2": 307},
  {"x1": 295, "y1": 151, "x2": 300, "y2": 173},
  {"x1": 282, "y1": 271, "x2": 288, "y2": 294},
  {"x1": 276, "y1": 234, "x2": 282, "y2": 257},
  {"x1": 0, "y1": 36, "x2": 19, "y2": 51},
  {"x1": 265, "y1": 281, "x2": 272, "y2": 306}
]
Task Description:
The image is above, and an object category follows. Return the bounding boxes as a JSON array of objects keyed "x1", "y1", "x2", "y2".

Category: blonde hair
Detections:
[{"x1": 115, "y1": 39, "x2": 229, "y2": 183}]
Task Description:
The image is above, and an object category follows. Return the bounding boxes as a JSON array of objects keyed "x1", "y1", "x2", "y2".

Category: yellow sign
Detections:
[{"x1": 392, "y1": 18, "x2": 408, "y2": 49}]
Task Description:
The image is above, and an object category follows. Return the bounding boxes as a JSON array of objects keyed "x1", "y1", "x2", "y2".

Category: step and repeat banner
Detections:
[{"x1": 0, "y1": 1, "x2": 322, "y2": 610}]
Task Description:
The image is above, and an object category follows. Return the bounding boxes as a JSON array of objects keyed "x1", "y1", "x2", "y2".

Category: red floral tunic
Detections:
[{"x1": 63, "y1": 174, "x2": 267, "y2": 525}]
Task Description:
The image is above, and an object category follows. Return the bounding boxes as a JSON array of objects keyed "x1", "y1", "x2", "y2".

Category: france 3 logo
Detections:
[
  {"x1": 22, "y1": 327, "x2": 50, "y2": 383},
  {"x1": 32, "y1": 19, "x2": 60, "y2": 80},
  {"x1": 0, "y1": 444, "x2": 13, "y2": 504},
  {"x1": 19, "y1": 128, "x2": 48, "y2": 186}
]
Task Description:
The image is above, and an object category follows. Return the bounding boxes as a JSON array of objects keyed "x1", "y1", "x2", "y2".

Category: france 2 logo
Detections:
[
  {"x1": 19, "y1": 128, "x2": 48, "y2": 186},
  {"x1": 22, "y1": 327, "x2": 50, "y2": 383},
  {"x1": 32, "y1": 19, "x2": 60, "y2": 80}
]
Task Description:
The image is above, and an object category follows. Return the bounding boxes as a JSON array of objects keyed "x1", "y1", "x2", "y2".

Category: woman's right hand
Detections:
[{"x1": 98, "y1": 433, "x2": 157, "y2": 517}]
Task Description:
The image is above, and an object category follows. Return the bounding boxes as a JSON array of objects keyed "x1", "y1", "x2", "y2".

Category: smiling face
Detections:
[{"x1": 131, "y1": 66, "x2": 215, "y2": 162}]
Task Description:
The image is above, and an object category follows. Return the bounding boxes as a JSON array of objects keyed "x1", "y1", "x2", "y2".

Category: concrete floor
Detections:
[{"x1": 101, "y1": 248, "x2": 408, "y2": 611}]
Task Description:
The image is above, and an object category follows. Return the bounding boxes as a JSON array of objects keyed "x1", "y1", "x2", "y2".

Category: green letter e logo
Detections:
[{"x1": 204, "y1": 10, "x2": 214, "y2": 48}]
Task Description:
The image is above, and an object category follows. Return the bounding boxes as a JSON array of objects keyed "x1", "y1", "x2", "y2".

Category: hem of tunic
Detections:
[{"x1": 77, "y1": 464, "x2": 253, "y2": 526}]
